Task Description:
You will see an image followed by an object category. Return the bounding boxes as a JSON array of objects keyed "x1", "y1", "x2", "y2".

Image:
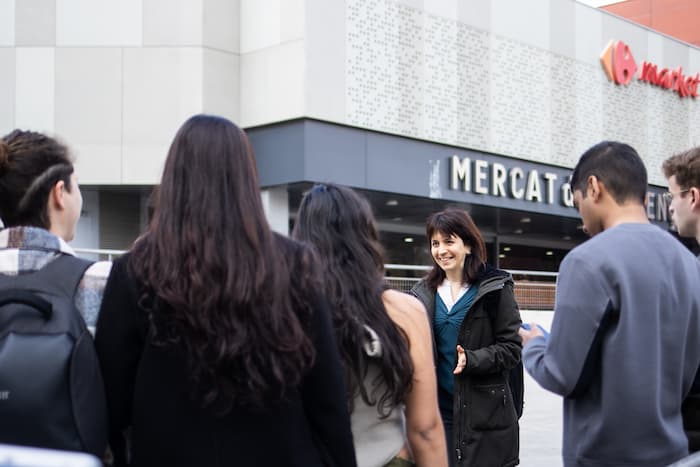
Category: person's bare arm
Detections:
[{"x1": 383, "y1": 290, "x2": 448, "y2": 467}]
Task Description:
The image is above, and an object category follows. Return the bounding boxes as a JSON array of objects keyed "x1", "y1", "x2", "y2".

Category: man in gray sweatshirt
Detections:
[{"x1": 520, "y1": 141, "x2": 700, "y2": 467}]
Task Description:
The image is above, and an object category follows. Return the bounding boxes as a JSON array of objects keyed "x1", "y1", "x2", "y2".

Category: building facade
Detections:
[{"x1": 1, "y1": 0, "x2": 699, "y2": 271}]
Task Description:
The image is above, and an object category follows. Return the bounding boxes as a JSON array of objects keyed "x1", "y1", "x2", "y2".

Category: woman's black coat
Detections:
[{"x1": 411, "y1": 265, "x2": 522, "y2": 467}]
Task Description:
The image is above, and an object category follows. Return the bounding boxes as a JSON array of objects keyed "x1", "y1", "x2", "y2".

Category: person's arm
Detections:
[
  {"x1": 94, "y1": 254, "x2": 145, "y2": 465},
  {"x1": 383, "y1": 290, "x2": 448, "y2": 467},
  {"x1": 300, "y1": 293, "x2": 357, "y2": 467},
  {"x1": 74, "y1": 260, "x2": 112, "y2": 334},
  {"x1": 521, "y1": 253, "x2": 612, "y2": 397},
  {"x1": 455, "y1": 282, "x2": 522, "y2": 376}
]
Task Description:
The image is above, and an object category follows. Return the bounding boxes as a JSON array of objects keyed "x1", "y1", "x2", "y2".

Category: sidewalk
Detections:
[{"x1": 519, "y1": 310, "x2": 563, "y2": 467}]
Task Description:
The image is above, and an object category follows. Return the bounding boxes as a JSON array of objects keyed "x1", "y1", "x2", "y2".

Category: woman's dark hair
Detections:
[
  {"x1": 130, "y1": 114, "x2": 316, "y2": 410},
  {"x1": 425, "y1": 208, "x2": 487, "y2": 289},
  {"x1": 571, "y1": 141, "x2": 647, "y2": 205},
  {"x1": 292, "y1": 184, "x2": 413, "y2": 417},
  {"x1": 0, "y1": 130, "x2": 74, "y2": 229}
]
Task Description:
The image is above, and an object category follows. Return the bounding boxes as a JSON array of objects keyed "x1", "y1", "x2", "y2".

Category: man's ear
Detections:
[
  {"x1": 690, "y1": 187, "x2": 700, "y2": 211},
  {"x1": 588, "y1": 175, "x2": 603, "y2": 202},
  {"x1": 48, "y1": 179, "x2": 67, "y2": 212}
]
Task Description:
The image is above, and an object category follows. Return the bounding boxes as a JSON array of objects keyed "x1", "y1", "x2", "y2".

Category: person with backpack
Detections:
[
  {"x1": 0, "y1": 130, "x2": 110, "y2": 456},
  {"x1": 94, "y1": 115, "x2": 356, "y2": 467},
  {"x1": 292, "y1": 183, "x2": 448, "y2": 467},
  {"x1": 410, "y1": 208, "x2": 522, "y2": 467}
]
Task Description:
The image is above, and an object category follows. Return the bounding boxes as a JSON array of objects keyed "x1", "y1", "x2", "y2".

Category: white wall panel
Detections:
[
  {"x1": 305, "y1": 0, "x2": 344, "y2": 122},
  {"x1": 15, "y1": 47, "x2": 54, "y2": 133},
  {"x1": 15, "y1": 0, "x2": 55, "y2": 46},
  {"x1": 491, "y1": 0, "x2": 549, "y2": 50},
  {"x1": 122, "y1": 47, "x2": 203, "y2": 184},
  {"x1": 203, "y1": 0, "x2": 239, "y2": 53},
  {"x1": 240, "y1": 39, "x2": 304, "y2": 127},
  {"x1": 143, "y1": 0, "x2": 202, "y2": 46},
  {"x1": 0, "y1": 0, "x2": 14, "y2": 46},
  {"x1": 55, "y1": 48, "x2": 122, "y2": 184},
  {"x1": 574, "y1": 2, "x2": 603, "y2": 66},
  {"x1": 56, "y1": 0, "x2": 142, "y2": 46},
  {"x1": 203, "y1": 49, "x2": 239, "y2": 122},
  {"x1": 280, "y1": 0, "x2": 304, "y2": 43},
  {"x1": 0, "y1": 48, "x2": 15, "y2": 133},
  {"x1": 240, "y1": 0, "x2": 280, "y2": 53}
]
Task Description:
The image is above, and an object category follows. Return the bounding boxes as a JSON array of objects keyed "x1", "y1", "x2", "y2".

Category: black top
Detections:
[{"x1": 95, "y1": 253, "x2": 357, "y2": 467}]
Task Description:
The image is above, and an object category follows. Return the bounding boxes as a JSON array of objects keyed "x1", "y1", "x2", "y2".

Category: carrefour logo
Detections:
[{"x1": 600, "y1": 40, "x2": 699, "y2": 98}]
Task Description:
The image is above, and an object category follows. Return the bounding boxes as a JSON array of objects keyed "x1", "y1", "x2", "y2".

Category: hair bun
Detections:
[{"x1": 0, "y1": 139, "x2": 9, "y2": 173}]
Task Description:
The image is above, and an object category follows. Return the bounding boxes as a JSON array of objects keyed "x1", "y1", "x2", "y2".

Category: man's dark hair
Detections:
[
  {"x1": 570, "y1": 141, "x2": 647, "y2": 204},
  {"x1": 0, "y1": 130, "x2": 74, "y2": 229}
]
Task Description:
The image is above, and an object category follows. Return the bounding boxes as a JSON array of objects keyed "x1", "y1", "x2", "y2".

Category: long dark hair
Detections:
[
  {"x1": 292, "y1": 184, "x2": 413, "y2": 417},
  {"x1": 0, "y1": 130, "x2": 74, "y2": 228},
  {"x1": 425, "y1": 208, "x2": 487, "y2": 290},
  {"x1": 130, "y1": 114, "x2": 316, "y2": 410}
]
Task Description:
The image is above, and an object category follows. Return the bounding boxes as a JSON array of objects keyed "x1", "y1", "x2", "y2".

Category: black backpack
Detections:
[{"x1": 0, "y1": 254, "x2": 108, "y2": 456}]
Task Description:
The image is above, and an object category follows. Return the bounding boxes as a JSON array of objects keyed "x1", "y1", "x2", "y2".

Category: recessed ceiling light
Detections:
[
  {"x1": 546, "y1": 251, "x2": 553, "y2": 256},
  {"x1": 514, "y1": 228, "x2": 523, "y2": 234},
  {"x1": 563, "y1": 235, "x2": 571, "y2": 241},
  {"x1": 386, "y1": 199, "x2": 398, "y2": 206},
  {"x1": 499, "y1": 254, "x2": 506, "y2": 258},
  {"x1": 404, "y1": 237, "x2": 414, "y2": 243},
  {"x1": 503, "y1": 246, "x2": 511, "y2": 252},
  {"x1": 392, "y1": 217, "x2": 402, "y2": 222},
  {"x1": 520, "y1": 217, "x2": 531, "y2": 223}
]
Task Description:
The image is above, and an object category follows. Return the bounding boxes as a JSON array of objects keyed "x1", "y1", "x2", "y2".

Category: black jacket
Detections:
[
  {"x1": 411, "y1": 265, "x2": 522, "y2": 467},
  {"x1": 95, "y1": 250, "x2": 357, "y2": 467}
]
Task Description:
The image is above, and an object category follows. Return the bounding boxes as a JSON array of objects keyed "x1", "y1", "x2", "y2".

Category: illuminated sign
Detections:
[
  {"x1": 600, "y1": 40, "x2": 699, "y2": 98},
  {"x1": 448, "y1": 155, "x2": 669, "y2": 222}
]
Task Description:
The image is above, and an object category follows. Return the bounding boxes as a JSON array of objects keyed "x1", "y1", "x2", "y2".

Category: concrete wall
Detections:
[
  {"x1": 302, "y1": 0, "x2": 700, "y2": 185},
  {"x1": 0, "y1": 0, "x2": 240, "y2": 185},
  {"x1": 2, "y1": 0, "x2": 699, "y2": 187}
]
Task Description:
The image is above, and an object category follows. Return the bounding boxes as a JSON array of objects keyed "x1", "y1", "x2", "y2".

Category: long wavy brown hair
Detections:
[
  {"x1": 130, "y1": 114, "x2": 316, "y2": 410},
  {"x1": 293, "y1": 184, "x2": 413, "y2": 417}
]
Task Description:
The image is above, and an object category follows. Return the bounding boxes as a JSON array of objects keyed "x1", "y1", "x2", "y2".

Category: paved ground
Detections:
[{"x1": 519, "y1": 310, "x2": 563, "y2": 467}]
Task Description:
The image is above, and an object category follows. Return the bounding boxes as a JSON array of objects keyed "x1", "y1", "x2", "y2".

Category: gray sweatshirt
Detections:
[{"x1": 524, "y1": 223, "x2": 700, "y2": 467}]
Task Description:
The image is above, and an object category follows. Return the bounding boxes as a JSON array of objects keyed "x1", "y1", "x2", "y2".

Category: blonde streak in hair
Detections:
[{"x1": 15, "y1": 164, "x2": 71, "y2": 214}]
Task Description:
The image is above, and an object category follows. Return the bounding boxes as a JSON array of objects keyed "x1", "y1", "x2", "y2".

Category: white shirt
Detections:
[{"x1": 437, "y1": 279, "x2": 470, "y2": 312}]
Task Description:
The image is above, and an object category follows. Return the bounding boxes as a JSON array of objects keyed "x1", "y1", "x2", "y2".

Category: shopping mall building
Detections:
[{"x1": 1, "y1": 0, "x2": 699, "y2": 275}]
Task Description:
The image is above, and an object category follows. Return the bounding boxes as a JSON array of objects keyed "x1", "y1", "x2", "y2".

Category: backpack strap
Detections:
[{"x1": 9, "y1": 254, "x2": 94, "y2": 300}]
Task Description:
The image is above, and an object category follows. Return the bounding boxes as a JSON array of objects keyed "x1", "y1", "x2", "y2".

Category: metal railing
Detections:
[
  {"x1": 73, "y1": 250, "x2": 558, "y2": 310},
  {"x1": 386, "y1": 265, "x2": 557, "y2": 310},
  {"x1": 73, "y1": 247, "x2": 125, "y2": 261}
]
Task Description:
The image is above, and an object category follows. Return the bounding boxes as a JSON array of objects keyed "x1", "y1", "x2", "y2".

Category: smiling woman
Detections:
[{"x1": 410, "y1": 208, "x2": 523, "y2": 467}]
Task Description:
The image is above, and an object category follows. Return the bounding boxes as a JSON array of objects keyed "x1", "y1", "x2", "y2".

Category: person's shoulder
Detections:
[
  {"x1": 84, "y1": 260, "x2": 113, "y2": 281},
  {"x1": 382, "y1": 289, "x2": 429, "y2": 330},
  {"x1": 477, "y1": 263, "x2": 512, "y2": 286},
  {"x1": 383, "y1": 289, "x2": 424, "y2": 312},
  {"x1": 273, "y1": 232, "x2": 310, "y2": 257}
]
